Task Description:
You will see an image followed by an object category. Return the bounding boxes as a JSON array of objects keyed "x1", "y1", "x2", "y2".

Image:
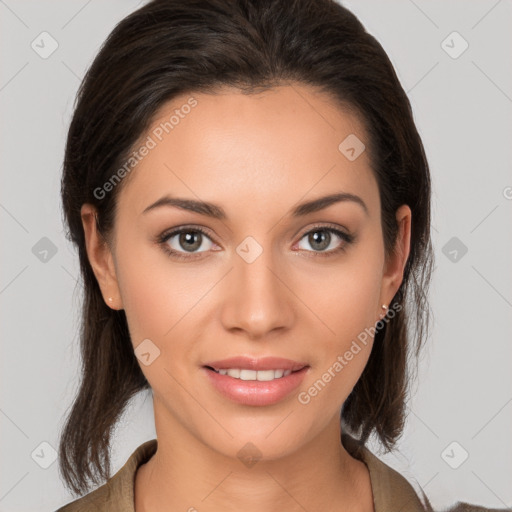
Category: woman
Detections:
[{"x1": 55, "y1": 1, "x2": 505, "y2": 511}]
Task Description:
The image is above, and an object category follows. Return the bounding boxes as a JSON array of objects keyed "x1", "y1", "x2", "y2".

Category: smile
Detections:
[
  {"x1": 203, "y1": 366, "x2": 309, "y2": 406},
  {"x1": 208, "y1": 368, "x2": 293, "y2": 381}
]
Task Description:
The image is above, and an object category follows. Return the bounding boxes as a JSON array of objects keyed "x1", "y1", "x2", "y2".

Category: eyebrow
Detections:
[{"x1": 142, "y1": 192, "x2": 368, "y2": 219}]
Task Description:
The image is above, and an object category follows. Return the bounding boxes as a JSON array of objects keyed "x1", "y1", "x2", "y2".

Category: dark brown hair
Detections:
[{"x1": 59, "y1": 0, "x2": 434, "y2": 496}]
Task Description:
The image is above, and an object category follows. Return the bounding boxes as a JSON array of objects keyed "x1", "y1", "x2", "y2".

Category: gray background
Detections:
[{"x1": 1, "y1": 0, "x2": 511, "y2": 510}]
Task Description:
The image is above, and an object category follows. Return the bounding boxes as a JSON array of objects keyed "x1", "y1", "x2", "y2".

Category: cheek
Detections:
[
  {"x1": 297, "y1": 246, "x2": 383, "y2": 408},
  {"x1": 314, "y1": 253, "x2": 384, "y2": 344},
  {"x1": 114, "y1": 250, "x2": 198, "y2": 400},
  {"x1": 114, "y1": 240, "x2": 215, "y2": 373},
  {"x1": 335, "y1": 272, "x2": 381, "y2": 339},
  {"x1": 114, "y1": 239, "x2": 180, "y2": 345}
]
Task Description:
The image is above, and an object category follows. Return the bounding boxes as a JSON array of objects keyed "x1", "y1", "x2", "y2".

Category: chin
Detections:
[{"x1": 196, "y1": 413, "x2": 318, "y2": 463}]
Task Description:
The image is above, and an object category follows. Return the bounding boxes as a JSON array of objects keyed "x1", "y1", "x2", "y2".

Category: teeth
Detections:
[{"x1": 215, "y1": 368, "x2": 293, "y2": 380}]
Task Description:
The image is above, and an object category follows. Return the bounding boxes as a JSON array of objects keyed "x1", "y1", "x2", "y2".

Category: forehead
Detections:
[{"x1": 116, "y1": 83, "x2": 378, "y2": 219}]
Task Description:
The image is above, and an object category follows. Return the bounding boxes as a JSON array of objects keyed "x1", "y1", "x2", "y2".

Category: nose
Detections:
[{"x1": 219, "y1": 240, "x2": 295, "y2": 340}]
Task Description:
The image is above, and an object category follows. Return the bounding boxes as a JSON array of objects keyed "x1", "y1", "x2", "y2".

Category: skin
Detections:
[{"x1": 81, "y1": 83, "x2": 411, "y2": 512}]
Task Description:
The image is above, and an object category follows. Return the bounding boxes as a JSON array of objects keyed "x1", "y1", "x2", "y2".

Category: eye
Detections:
[
  {"x1": 157, "y1": 226, "x2": 217, "y2": 260},
  {"x1": 295, "y1": 225, "x2": 354, "y2": 256},
  {"x1": 157, "y1": 223, "x2": 354, "y2": 261}
]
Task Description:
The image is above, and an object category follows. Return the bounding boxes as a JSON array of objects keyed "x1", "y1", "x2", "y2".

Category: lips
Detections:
[{"x1": 202, "y1": 356, "x2": 310, "y2": 406}]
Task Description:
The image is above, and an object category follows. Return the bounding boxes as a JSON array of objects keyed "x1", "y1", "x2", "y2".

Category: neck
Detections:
[{"x1": 135, "y1": 401, "x2": 374, "y2": 512}]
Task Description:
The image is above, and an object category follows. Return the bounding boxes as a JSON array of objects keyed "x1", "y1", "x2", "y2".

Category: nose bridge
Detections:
[{"x1": 220, "y1": 234, "x2": 293, "y2": 336}]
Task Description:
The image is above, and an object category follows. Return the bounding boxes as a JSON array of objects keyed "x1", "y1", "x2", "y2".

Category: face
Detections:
[{"x1": 83, "y1": 83, "x2": 410, "y2": 461}]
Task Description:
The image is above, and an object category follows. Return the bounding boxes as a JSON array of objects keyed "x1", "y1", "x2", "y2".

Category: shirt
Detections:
[{"x1": 55, "y1": 434, "x2": 508, "y2": 512}]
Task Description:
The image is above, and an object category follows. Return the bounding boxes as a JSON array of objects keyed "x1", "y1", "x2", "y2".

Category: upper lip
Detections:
[{"x1": 203, "y1": 356, "x2": 308, "y2": 372}]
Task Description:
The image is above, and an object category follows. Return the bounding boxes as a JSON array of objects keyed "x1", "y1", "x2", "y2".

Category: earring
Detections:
[{"x1": 379, "y1": 304, "x2": 388, "y2": 318}]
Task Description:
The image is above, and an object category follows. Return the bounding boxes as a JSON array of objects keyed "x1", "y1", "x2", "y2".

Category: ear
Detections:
[
  {"x1": 81, "y1": 203, "x2": 123, "y2": 310},
  {"x1": 379, "y1": 204, "x2": 411, "y2": 312}
]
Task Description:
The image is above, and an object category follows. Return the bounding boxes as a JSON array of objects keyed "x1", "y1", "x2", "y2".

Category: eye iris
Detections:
[
  {"x1": 309, "y1": 230, "x2": 330, "y2": 251},
  {"x1": 179, "y1": 231, "x2": 202, "y2": 252}
]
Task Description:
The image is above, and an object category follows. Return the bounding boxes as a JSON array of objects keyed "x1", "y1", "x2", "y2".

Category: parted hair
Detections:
[{"x1": 59, "y1": 0, "x2": 433, "y2": 496}]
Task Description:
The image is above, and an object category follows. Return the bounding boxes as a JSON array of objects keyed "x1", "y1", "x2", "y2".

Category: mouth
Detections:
[
  {"x1": 204, "y1": 366, "x2": 299, "y2": 381},
  {"x1": 203, "y1": 355, "x2": 308, "y2": 380},
  {"x1": 202, "y1": 356, "x2": 310, "y2": 406}
]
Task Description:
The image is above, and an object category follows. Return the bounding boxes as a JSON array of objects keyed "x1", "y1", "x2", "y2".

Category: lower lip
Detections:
[{"x1": 203, "y1": 367, "x2": 309, "y2": 406}]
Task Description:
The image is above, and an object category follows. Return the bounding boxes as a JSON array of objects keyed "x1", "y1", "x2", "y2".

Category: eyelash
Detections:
[{"x1": 156, "y1": 223, "x2": 355, "y2": 261}]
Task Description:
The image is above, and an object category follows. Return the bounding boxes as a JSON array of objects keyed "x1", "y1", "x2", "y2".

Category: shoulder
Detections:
[
  {"x1": 55, "y1": 439, "x2": 157, "y2": 512},
  {"x1": 342, "y1": 433, "x2": 430, "y2": 512},
  {"x1": 441, "y1": 504, "x2": 512, "y2": 512},
  {"x1": 342, "y1": 434, "x2": 427, "y2": 512},
  {"x1": 342, "y1": 434, "x2": 511, "y2": 512}
]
